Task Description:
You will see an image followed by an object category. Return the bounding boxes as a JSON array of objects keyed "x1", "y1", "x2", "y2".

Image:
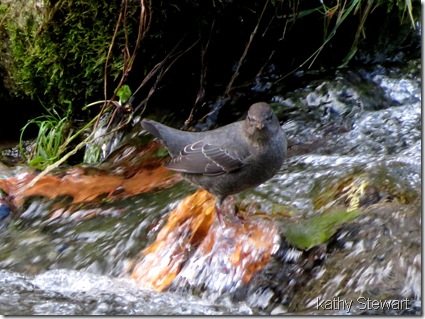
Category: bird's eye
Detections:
[
  {"x1": 248, "y1": 116, "x2": 254, "y2": 122},
  {"x1": 266, "y1": 115, "x2": 273, "y2": 121}
]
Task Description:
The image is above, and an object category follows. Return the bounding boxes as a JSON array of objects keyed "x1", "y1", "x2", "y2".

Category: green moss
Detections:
[
  {"x1": 0, "y1": 4, "x2": 7, "y2": 14},
  {"x1": 153, "y1": 147, "x2": 170, "y2": 159},
  {"x1": 2, "y1": 0, "x2": 139, "y2": 114}
]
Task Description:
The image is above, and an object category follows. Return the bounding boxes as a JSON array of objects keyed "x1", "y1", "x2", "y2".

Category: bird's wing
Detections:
[{"x1": 164, "y1": 140, "x2": 247, "y2": 176}]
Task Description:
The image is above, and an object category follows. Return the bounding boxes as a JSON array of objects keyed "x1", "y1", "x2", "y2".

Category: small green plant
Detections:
[
  {"x1": 20, "y1": 101, "x2": 73, "y2": 170},
  {"x1": 116, "y1": 84, "x2": 132, "y2": 105},
  {"x1": 18, "y1": 98, "x2": 133, "y2": 191},
  {"x1": 19, "y1": 96, "x2": 129, "y2": 170}
]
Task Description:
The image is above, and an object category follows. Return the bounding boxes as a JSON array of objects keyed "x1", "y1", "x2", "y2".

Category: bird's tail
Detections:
[
  {"x1": 141, "y1": 119, "x2": 195, "y2": 157},
  {"x1": 141, "y1": 119, "x2": 162, "y2": 139}
]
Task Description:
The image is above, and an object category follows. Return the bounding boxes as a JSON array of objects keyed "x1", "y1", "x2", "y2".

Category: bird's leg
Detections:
[
  {"x1": 225, "y1": 195, "x2": 237, "y2": 217},
  {"x1": 214, "y1": 196, "x2": 241, "y2": 226},
  {"x1": 215, "y1": 203, "x2": 224, "y2": 226},
  {"x1": 214, "y1": 196, "x2": 225, "y2": 226}
]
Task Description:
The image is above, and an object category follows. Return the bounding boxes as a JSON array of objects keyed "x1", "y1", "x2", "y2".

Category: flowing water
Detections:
[{"x1": 0, "y1": 59, "x2": 421, "y2": 315}]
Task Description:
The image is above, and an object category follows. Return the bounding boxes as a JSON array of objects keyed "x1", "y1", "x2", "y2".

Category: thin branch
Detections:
[
  {"x1": 103, "y1": 0, "x2": 125, "y2": 104},
  {"x1": 105, "y1": 0, "x2": 151, "y2": 128},
  {"x1": 134, "y1": 38, "x2": 200, "y2": 114},
  {"x1": 224, "y1": 0, "x2": 269, "y2": 96},
  {"x1": 100, "y1": 0, "x2": 151, "y2": 131},
  {"x1": 185, "y1": 20, "x2": 215, "y2": 127},
  {"x1": 131, "y1": 36, "x2": 189, "y2": 109},
  {"x1": 127, "y1": 0, "x2": 152, "y2": 72}
]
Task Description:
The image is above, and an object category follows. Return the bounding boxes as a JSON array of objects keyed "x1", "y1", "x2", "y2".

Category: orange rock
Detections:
[
  {"x1": 131, "y1": 189, "x2": 279, "y2": 293},
  {"x1": 0, "y1": 142, "x2": 182, "y2": 212},
  {"x1": 131, "y1": 189, "x2": 215, "y2": 291}
]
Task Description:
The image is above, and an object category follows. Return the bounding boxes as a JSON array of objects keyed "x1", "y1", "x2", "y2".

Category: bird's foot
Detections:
[{"x1": 215, "y1": 198, "x2": 243, "y2": 227}]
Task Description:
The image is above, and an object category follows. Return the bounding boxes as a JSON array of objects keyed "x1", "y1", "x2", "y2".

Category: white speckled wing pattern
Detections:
[{"x1": 164, "y1": 140, "x2": 246, "y2": 176}]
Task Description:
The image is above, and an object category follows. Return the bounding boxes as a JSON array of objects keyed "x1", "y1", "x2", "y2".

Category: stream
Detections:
[{"x1": 0, "y1": 59, "x2": 421, "y2": 315}]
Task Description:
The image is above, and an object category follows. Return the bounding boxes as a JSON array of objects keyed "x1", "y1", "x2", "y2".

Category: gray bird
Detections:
[{"x1": 141, "y1": 102, "x2": 287, "y2": 223}]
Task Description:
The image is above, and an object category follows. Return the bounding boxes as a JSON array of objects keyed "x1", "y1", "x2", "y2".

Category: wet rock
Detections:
[
  {"x1": 130, "y1": 190, "x2": 280, "y2": 297},
  {"x1": 0, "y1": 202, "x2": 11, "y2": 231},
  {"x1": 291, "y1": 200, "x2": 421, "y2": 315},
  {"x1": 0, "y1": 141, "x2": 181, "y2": 209}
]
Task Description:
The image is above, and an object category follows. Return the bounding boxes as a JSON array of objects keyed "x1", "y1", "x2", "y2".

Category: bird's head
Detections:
[{"x1": 244, "y1": 102, "x2": 280, "y2": 139}]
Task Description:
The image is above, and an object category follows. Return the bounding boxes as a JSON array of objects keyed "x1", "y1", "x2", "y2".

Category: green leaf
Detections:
[
  {"x1": 29, "y1": 155, "x2": 46, "y2": 167},
  {"x1": 285, "y1": 209, "x2": 361, "y2": 250},
  {"x1": 116, "y1": 85, "x2": 132, "y2": 104}
]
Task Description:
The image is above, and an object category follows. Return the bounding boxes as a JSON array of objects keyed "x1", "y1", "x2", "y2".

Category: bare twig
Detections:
[
  {"x1": 185, "y1": 20, "x2": 215, "y2": 127},
  {"x1": 105, "y1": 0, "x2": 151, "y2": 128},
  {"x1": 127, "y1": 0, "x2": 152, "y2": 72},
  {"x1": 103, "y1": 0, "x2": 125, "y2": 104},
  {"x1": 256, "y1": 49, "x2": 275, "y2": 78},
  {"x1": 99, "y1": 0, "x2": 151, "y2": 130},
  {"x1": 224, "y1": 0, "x2": 269, "y2": 96},
  {"x1": 131, "y1": 40, "x2": 184, "y2": 113},
  {"x1": 134, "y1": 38, "x2": 200, "y2": 114}
]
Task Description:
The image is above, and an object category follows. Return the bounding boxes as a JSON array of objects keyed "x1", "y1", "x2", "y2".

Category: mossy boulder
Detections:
[{"x1": 0, "y1": 0, "x2": 136, "y2": 114}]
